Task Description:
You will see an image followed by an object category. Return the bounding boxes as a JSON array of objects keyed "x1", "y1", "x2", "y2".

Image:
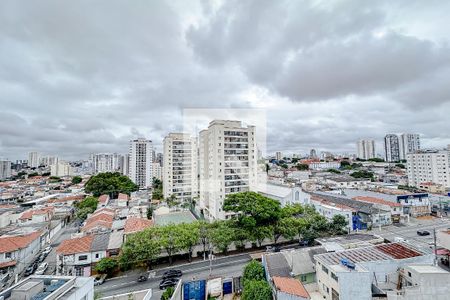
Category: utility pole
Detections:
[{"x1": 433, "y1": 227, "x2": 437, "y2": 266}]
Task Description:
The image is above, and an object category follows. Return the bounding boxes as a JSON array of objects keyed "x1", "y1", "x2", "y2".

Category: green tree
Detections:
[
  {"x1": 197, "y1": 221, "x2": 211, "y2": 257},
  {"x1": 75, "y1": 196, "x2": 98, "y2": 220},
  {"x1": 84, "y1": 172, "x2": 139, "y2": 198},
  {"x1": 161, "y1": 287, "x2": 174, "y2": 300},
  {"x1": 327, "y1": 168, "x2": 341, "y2": 174},
  {"x1": 395, "y1": 163, "x2": 405, "y2": 169},
  {"x1": 121, "y1": 228, "x2": 161, "y2": 269},
  {"x1": 178, "y1": 223, "x2": 200, "y2": 262},
  {"x1": 71, "y1": 176, "x2": 82, "y2": 184},
  {"x1": 251, "y1": 225, "x2": 272, "y2": 247},
  {"x1": 295, "y1": 163, "x2": 309, "y2": 171},
  {"x1": 147, "y1": 204, "x2": 154, "y2": 220},
  {"x1": 157, "y1": 224, "x2": 184, "y2": 265},
  {"x1": 330, "y1": 214, "x2": 348, "y2": 235},
  {"x1": 241, "y1": 280, "x2": 272, "y2": 300},
  {"x1": 243, "y1": 260, "x2": 265, "y2": 284},
  {"x1": 209, "y1": 220, "x2": 235, "y2": 254},
  {"x1": 280, "y1": 163, "x2": 288, "y2": 169},
  {"x1": 94, "y1": 257, "x2": 118, "y2": 276},
  {"x1": 166, "y1": 194, "x2": 180, "y2": 208},
  {"x1": 273, "y1": 217, "x2": 298, "y2": 242},
  {"x1": 350, "y1": 170, "x2": 374, "y2": 179}
]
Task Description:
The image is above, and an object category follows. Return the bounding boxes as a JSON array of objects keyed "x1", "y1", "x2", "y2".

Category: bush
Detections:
[
  {"x1": 243, "y1": 261, "x2": 265, "y2": 286},
  {"x1": 161, "y1": 287, "x2": 174, "y2": 300},
  {"x1": 94, "y1": 258, "x2": 118, "y2": 276},
  {"x1": 241, "y1": 280, "x2": 272, "y2": 300},
  {"x1": 72, "y1": 176, "x2": 82, "y2": 184}
]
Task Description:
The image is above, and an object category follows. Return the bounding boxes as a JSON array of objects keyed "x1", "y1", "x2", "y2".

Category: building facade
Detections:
[
  {"x1": 0, "y1": 159, "x2": 12, "y2": 180},
  {"x1": 92, "y1": 153, "x2": 121, "y2": 174},
  {"x1": 407, "y1": 150, "x2": 450, "y2": 188},
  {"x1": 28, "y1": 152, "x2": 40, "y2": 168},
  {"x1": 356, "y1": 139, "x2": 376, "y2": 160},
  {"x1": 51, "y1": 161, "x2": 73, "y2": 177},
  {"x1": 199, "y1": 120, "x2": 257, "y2": 220},
  {"x1": 384, "y1": 134, "x2": 401, "y2": 162},
  {"x1": 129, "y1": 138, "x2": 153, "y2": 189},
  {"x1": 163, "y1": 133, "x2": 198, "y2": 202},
  {"x1": 399, "y1": 133, "x2": 420, "y2": 161}
]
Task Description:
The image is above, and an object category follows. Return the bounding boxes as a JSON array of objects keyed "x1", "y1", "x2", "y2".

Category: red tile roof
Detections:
[
  {"x1": 0, "y1": 231, "x2": 41, "y2": 253},
  {"x1": 98, "y1": 195, "x2": 109, "y2": 203},
  {"x1": 118, "y1": 193, "x2": 129, "y2": 201},
  {"x1": 19, "y1": 207, "x2": 54, "y2": 220},
  {"x1": 375, "y1": 243, "x2": 422, "y2": 259},
  {"x1": 353, "y1": 196, "x2": 401, "y2": 207},
  {"x1": 0, "y1": 260, "x2": 17, "y2": 268},
  {"x1": 273, "y1": 276, "x2": 310, "y2": 299},
  {"x1": 124, "y1": 217, "x2": 154, "y2": 234},
  {"x1": 82, "y1": 213, "x2": 114, "y2": 232},
  {"x1": 57, "y1": 235, "x2": 94, "y2": 255}
]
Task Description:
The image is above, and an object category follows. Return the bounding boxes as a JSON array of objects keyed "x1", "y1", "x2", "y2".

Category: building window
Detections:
[
  {"x1": 300, "y1": 275, "x2": 307, "y2": 282},
  {"x1": 95, "y1": 253, "x2": 99, "y2": 259},
  {"x1": 331, "y1": 272, "x2": 338, "y2": 282},
  {"x1": 5, "y1": 252, "x2": 12, "y2": 259},
  {"x1": 75, "y1": 268, "x2": 83, "y2": 276},
  {"x1": 79, "y1": 255, "x2": 88, "y2": 261},
  {"x1": 322, "y1": 265, "x2": 328, "y2": 274}
]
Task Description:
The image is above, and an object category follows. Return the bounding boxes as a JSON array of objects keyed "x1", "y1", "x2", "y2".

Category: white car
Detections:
[{"x1": 35, "y1": 262, "x2": 48, "y2": 275}]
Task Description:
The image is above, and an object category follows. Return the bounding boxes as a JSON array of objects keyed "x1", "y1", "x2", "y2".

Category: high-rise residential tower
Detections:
[
  {"x1": 0, "y1": 159, "x2": 12, "y2": 180},
  {"x1": 399, "y1": 133, "x2": 420, "y2": 160},
  {"x1": 199, "y1": 120, "x2": 257, "y2": 220},
  {"x1": 92, "y1": 153, "x2": 121, "y2": 174},
  {"x1": 356, "y1": 139, "x2": 376, "y2": 160},
  {"x1": 384, "y1": 134, "x2": 400, "y2": 162},
  {"x1": 275, "y1": 151, "x2": 282, "y2": 161},
  {"x1": 163, "y1": 133, "x2": 198, "y2": 202},
  {"x1": 28, "y1": 152, "x2": 40, "y2": 168},
  {"x1": 129, "y1": 138, "x2": 153, "y2": 189}
]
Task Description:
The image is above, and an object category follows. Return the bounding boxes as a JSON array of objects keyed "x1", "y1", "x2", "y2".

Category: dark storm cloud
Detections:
[{"x1": 0, "y1": 0, "x2": 449, "y2": 160}]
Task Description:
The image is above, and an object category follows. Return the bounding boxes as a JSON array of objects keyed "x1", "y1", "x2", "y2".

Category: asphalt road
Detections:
[
  {"x1": 375, "y1": 217, "x2": 450, "y2": 251},
  {"x1": 95, "y1": 253, "x2": 252, "y2": 299}
]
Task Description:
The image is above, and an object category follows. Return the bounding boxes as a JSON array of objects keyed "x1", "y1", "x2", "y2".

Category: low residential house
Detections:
[
  {"x1": 310, "y1": 195, "x2": 355, "y2": 231},
  {"x1": 309, "y1": 161, "x2": 340, "y2": 171},
  {"x1": 19, "y1": 207, "x2": 54, "y2": 224},
  {"x1": 272, "y1": 276, "x2": 310, "y2": 300},
  {"x1": 325, "y1": 176, "x2": 371, "y2": 189},
  {"x1": 385, "y1": 264, "x2": 450, "y2": 299},
  {"x1": 314, "y1": 243, "x2": 433, "y2": 300},
  {"x1": 117, "y1": 193, "x2": 129, "y2": 207},
  {"x1": 283, "y1": 247, "x2": 327, "y2": 284},
  {"x1": 418, "y1": 182, "x2": 446, "y2": 194},
  {"x1": 97, "y1": 194, "x2": 110, "y2": 208},
  {"x1": 56, "y1": 233, "x2": 109, "y2": 277},
  {"x1": 81, "y1": 208, "x2": 115, "y2": 234},
  {"x1": 257, "y1": 183, "x2": 311, "y2": 207},
  {"x1": 286, "y1": 171, "x2": 310, "y2": 181},
  {"x1": 352, "y1": 196, "x2": 404, "y2": 223},
  {"x1": 123, "y1": 217, "x2": 154, "y2": 242},
  {"x1": 316, "y1": 234, "x2": 384, "y2": 252},
  {"x1": 395, "y1": 193, "x2": 431, "y2": 217},
  {"x1": 312, "y1": 192, "x2": 392, "y2": 230},
  {"x1": 0, "y1": 231, "x2": 41, "y2": 280}
]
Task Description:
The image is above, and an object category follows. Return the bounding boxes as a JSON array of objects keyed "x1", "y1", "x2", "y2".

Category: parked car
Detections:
[
  {"x1": 162, "y1": 269, "x2": 182, "y2": 278},
  {"x1": 43, "y1": 246, "x2": 52, "y2": 255},
  {"x1": 37, "y1": 254, "x2": 46, "y2": 263},
  {"x1": 265, "y1": 246, "x2": 280, "y2": 253},
  {"x1": 24, "y1": 266, "x2": 35, "y2": 277},
  {"x1": 417, "y1": 230, "x2": 430, "y2": 236},
  {"x1": 394, "y1": 237, "x2": 407, "y2": 243},
  {"x1": 159, "y1": 278, "x2": 179, "y2": 290},
  {"x1": 137, "y1": 275, "x2": 147, "y2": 282},
  {"x1": 35, "y1": 262, "x2": 48, "y2": 275},
  {"x1": 94, "y1": 274, "x2": 107, "y2": 286}
]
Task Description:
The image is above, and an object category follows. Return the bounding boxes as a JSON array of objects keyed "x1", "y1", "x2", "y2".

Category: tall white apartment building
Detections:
[
  {"x1": 51, "y1": 161, "x2": 73, "y2": 177},
  {"x1": 0, "y1": 159, "x2": 12, "y2": 180},
  {"x1": 384, "y1": 134, "x2": 400, "y2": 162},
  {"x1": 199, "y1": 120, "x2": 258, "y2": 220},
  {"x1": 129, "y1": 138, "x2": 153, "y2": 189},
  {"x1": 119, "y1": 154, "x2": 130, "y2": 176},
  {"x1": 152, "y1": 162, "x2": 162, "y2": 181},
  {"x1": 275, "y1": 151, "x2": 282, "y2": 161},
  {"x1": 399, "y1": 133, "x2": 420, "y2": 160},
  {"x1": 28, "y1": 151, "x2": 40, "y2": 168},
  {"x1": 356, "y1": 139, "x2": 376, "y2": 160},
  {"x1": 92, "y1": 153, "x2": 121, "y2": 173},
  {"x1": 163, "y1": 133, "x2": 198, "y2": 201},
  {"x1": 407, "y1": 150, "x2": 450, "y2": 188}
]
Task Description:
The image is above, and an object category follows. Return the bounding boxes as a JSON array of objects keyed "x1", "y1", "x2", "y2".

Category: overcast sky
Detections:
[{"x1": 1, "y1": 0, "x2": 450, "y2": 161}]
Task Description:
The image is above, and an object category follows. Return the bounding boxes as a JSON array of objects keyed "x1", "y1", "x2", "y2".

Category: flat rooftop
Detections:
[
  {"x1": 154, "y1": 210, "x2": 197, "y2": 226},
  {"x1": 407, "y1": 264, "x2": 449, "y2": 274}
]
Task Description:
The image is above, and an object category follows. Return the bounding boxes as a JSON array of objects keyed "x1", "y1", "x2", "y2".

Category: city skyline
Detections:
[{"x1": 1, "y1": 1, "x2": 450, "y2": 160}]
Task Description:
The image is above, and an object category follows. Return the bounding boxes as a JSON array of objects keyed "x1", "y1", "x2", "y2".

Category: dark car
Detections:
[
  {"x1": 417, "y1": 230, "x2": 430, "y2": 236},
  {"x1": 137, "y1": 275, "x2": 147, "y2": 282},
  {"x1": 265, "y1": 246, "x2": 280, "y2": 253},
  {"x1": 159, "y1": 278, "x2": 179, "y2": 290},
  {"x1": 24, "y1": 266, "x2": 34, "y2": 276},
  {"x1": 162, "y1": 269, "x2": 182, "y2": 279},
  {"x1": 37, "y1": 254, "x2": 45, "y2": 263}
]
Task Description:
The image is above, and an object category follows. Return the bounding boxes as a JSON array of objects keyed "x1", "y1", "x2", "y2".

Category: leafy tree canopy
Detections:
[
  {"x1": 72, "y1": 176, "x2": 82, "y2": 184},
  {"x1": 241, "y1": 280, "x2": 272, "y2": 300},
  {"x1": 295, "y1": 163, "x2": 309, "y2": 171},
  {"x1": 243, "y1": 260, "x2": 265, "y2": 284},
  {"x1": 94, "y1": 257, "x2": 118, "y2": 276},
  {"x1": 84, "y1": 172, "x2": 138, "y2": 197}
]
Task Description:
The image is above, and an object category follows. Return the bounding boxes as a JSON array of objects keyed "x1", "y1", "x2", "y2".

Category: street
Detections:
[
  {"x1": 95, "y1": 253, "x2": 252, "y2": 299},
  {"x1": 374, "y1": 217, "x2": 450, "y2": 252}
]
